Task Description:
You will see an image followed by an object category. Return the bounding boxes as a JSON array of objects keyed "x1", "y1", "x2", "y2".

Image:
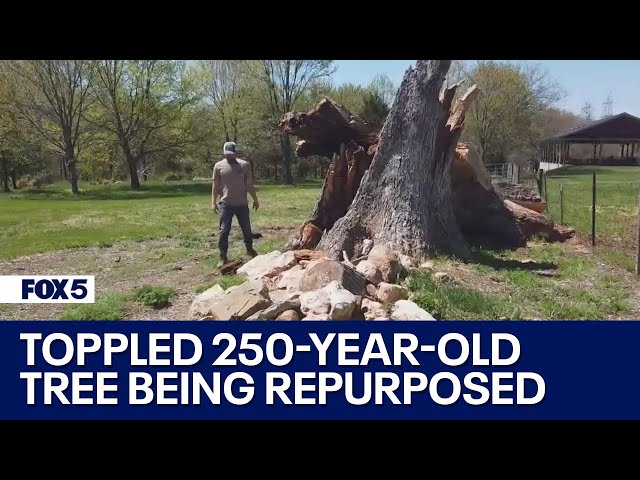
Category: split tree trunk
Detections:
[
  {"x1": 280, "y1": 60, "x2": 572, "y2": 260},
  {"x1": 317, "y1": 61, "x2": 473, "y2": 259}
]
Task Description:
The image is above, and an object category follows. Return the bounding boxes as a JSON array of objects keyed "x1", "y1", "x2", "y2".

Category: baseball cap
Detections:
[{"x1": 223, "y1": 142, "x2": 237, "y2": 154}]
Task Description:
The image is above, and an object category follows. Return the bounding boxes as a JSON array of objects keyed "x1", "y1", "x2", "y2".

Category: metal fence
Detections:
[
  {"x1": 485, "y1": 163, "x2": 521, "y2": 184},
  {"x1": 525, "y1": 167, "x2": 640, "y2": 273}
]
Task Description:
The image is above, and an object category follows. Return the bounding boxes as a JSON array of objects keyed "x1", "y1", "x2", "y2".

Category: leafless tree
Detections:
[
  {"x1": 581, "y1": 100, "x2": 594, "y2": 121},
  {"x1": 201, "y1": 60, "x2": 244, "y2": 143},
  {"x1": 251, "y1": 60, "x2": 336, "y2": 184}
]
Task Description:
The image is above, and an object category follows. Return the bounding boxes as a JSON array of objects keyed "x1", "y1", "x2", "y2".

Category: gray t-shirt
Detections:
[{"x1": 213, "y1": 158, "x2": 253, "y2": 206}]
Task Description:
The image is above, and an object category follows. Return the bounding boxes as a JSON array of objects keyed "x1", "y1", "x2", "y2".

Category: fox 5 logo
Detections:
[{"x1": 0, "y1": 276, "x2": 95, "y2": 303}]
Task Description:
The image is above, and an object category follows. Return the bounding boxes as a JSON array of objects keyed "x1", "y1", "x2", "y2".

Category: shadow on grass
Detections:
[
  {"x1": 7, "y1": 180, "x2": 323, "y2": 201},
  {"x1": 469, "y1": 247, "x2": 557, "y2": 272}
]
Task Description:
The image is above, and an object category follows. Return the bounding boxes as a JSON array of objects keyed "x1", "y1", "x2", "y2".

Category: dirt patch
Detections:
[
  {"x1": 423, "y1": 260, "x2": 511, "y2": 295},
  {"x1": 564, "y1": 235, "x2": 593, "y2": 255},
  {"x1": 4, "y1": 226, "x2": 639, "y2": 321},
  {"x1": 0, "y1": 238, "x2": 212, "y2": 320},
  {"x1": 493, "y1": 180, "x2": 542, "y2": 202},
  {"x1": 0, "y1": 229, "x2": 294, "y2": 320}
]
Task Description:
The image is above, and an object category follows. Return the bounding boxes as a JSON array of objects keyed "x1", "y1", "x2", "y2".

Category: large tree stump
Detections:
[
  {"x1": 282, "y1": 100, "x2": 378, "y2": 251},
  {"x1": 281, "y1": 60, "x2": 568, "y2": 260}
]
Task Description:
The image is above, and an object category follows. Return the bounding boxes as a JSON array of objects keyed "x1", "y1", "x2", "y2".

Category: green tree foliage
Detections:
[
  {"x1": 91, "y1": 60, "x2": 199, "y2": 189},
  {"x1": 359, "y1": 91, "x2": 390, "y2": 127},
  {"x1": 0, "y1": 64, "x2": 50, "y2": 191},
  {"x1": 369, "y1": 73, "x2": 396, "y2": 107},
  {"x1": 4, "y1": 60, "x2": 95, "y2": 193},
  {"x1": 463, "y1": 61, "x2": 565, "y2": 163},
  {"x1": 0, "y1": 59, "x2": 576, "y2": 188}
]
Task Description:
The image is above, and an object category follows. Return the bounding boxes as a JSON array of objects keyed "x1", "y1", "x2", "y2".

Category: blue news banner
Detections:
[{"x1": 0, "y1": 320, "x2": 639, "y2": 420}]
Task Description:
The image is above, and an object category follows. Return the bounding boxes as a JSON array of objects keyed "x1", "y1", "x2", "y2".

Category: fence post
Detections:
[
  {"x1": 543, "y1": 170, "x2": 548, "y2": 202},
  {"x1": 592, "y1": 171, "x2": 596, "y2": 246},
  {"x1": 560, "y1": 183, "x2": 564, "y2": 225},
  {"x1": 536, "y1": 169, "x2": 544, "y2": 197}
]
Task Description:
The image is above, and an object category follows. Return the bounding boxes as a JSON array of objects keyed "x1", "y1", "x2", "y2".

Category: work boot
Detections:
[
  {"x1": 246, "y1": 248, "x2": 258, "y2": 258},
  {"x1": 217, "y1": 255, "x2": 228, "y2": 269}
]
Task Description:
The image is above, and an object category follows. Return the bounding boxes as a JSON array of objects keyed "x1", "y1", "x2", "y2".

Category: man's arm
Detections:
[
  {"x1": 212, "y1": 166, "x2": 220, "y2": 212},
  {"x1": 244, "y1": 163, "x2": 259, "y2": 209}
]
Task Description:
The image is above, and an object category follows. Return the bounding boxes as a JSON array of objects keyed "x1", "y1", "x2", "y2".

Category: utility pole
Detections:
[{"x1": 601, "y1": 93, "x2": 613, "y2": 118}]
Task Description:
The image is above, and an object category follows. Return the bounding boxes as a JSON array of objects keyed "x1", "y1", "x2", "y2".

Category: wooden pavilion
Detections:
[{"x1": 540, "y1": 112, "x2": 640, "y2": 167}]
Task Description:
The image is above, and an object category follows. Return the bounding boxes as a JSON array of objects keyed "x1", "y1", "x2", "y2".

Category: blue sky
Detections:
[{"x1": 332, "y1": 60, "x2": 640, "y2": 117}]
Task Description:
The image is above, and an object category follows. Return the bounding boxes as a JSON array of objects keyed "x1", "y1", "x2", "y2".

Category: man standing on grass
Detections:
[{"x1": 212, "y1": 141, "x2": 259, "y2": 268}]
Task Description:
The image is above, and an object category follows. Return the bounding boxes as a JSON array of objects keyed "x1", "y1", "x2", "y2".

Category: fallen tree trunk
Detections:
[
  {"x1": 281, "y1": 60, "x2": 571, "y2": 260},
  {"x1": 504, "y1": 200, "x2": 574, "y2": 242}
]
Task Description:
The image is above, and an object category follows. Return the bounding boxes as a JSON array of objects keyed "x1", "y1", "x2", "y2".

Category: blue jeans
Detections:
[{"x1": 219, "y1": 203, "x2": 252, "y2": 257}]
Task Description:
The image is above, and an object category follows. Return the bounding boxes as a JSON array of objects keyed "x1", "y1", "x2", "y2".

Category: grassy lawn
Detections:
[
  {"x1": 544, "y1": 166, "x2": 640, "y2": 237},
  {"x1": 1, "y1": 171, "x2": 639, "y2": 320},
  {"x1": 409, "y1": 242, "x2": 634, "y2": 320},
  {"x1": 0, "y1": 179, "x2": 320, "y2": 260},
  {"x1": 543, "y1": 166, "x2": 640, "y2": 271}
]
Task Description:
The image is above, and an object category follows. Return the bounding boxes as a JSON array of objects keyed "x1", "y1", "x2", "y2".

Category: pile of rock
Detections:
[{"x1": 188, "y1": 244, "x2": 436, "y2": 321}]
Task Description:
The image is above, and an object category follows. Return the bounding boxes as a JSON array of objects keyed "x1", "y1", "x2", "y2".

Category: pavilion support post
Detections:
[
  {"x1": 621, "y1": 144, "x2": 625, "y2": 158},
  {"x1": 632, "y1": 143, "x2": 635, "y2": 159}
]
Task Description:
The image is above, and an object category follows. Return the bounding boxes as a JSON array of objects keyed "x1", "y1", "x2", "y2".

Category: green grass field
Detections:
[
  {"x1": 543, "y1": 166, "x2": 640, "y2": 271},
  {"x1": 1, "y1": 169, "x2": 639, "y2": 320},
  {"x1": 544, "y1": 166, "x2": 640, "y2": 237},
  {"x1": 0, "y1": 179, "x2": 320, "y2": 260}
]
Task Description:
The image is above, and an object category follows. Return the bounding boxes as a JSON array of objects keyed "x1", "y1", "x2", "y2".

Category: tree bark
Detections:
[
  {"x1": 504, "y1": 200, "x2": 574, "y2": 242},
  {"x1": 67, "y1": 157, "x2": 80, "y2": 194},
  {"x1": 1, "y1": 153, "x2": 10, "y2": 193},
  {"x1": 318, "y1": 61, "x2": 471, "y2": 260},
  {"x1": 280, "y1": 60, "x2": 568, "y2": 261},
  {"x1": 10, "y1": 170, "x2": 18, "y2": 190},
  {"x1": 280, "y1": 133, "x2": 294, "y2": 185},
  {"x1": 61, "y1": 157, "x2": 68, "y2": 180},
  {"x1": 126, "y1": 153, "x2": 141, "y2": 190},
  {"x1": 283, "y1": 61, "x2": 478, "y2": 260}
]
